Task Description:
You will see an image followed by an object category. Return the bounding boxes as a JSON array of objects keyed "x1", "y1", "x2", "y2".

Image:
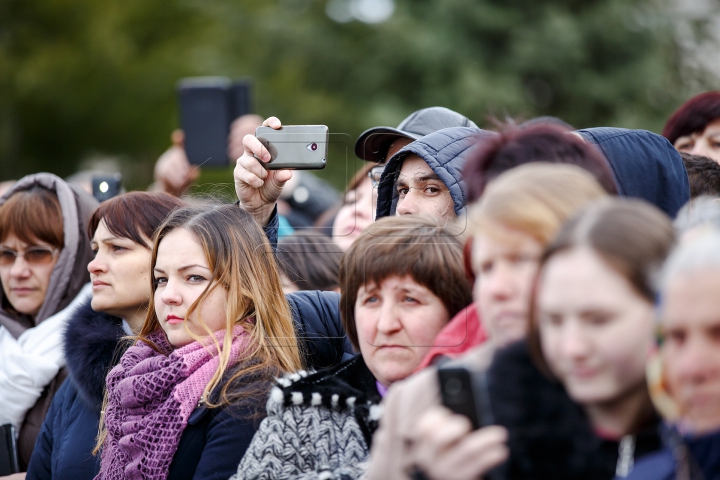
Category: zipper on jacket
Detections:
[{"x1": 615, "y1": 434, "x2": 635, "y2": 477}]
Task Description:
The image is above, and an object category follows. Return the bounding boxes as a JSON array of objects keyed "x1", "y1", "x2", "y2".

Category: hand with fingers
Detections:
[
  {"x1": 233, "y1": 116, "x2": 293, "y2": 226},
  {"x1": 152, "y1": 129, "x2": 200, "y2": 197},
  {"x1": 411, "y1": 406, "x2": 509, "y2": 480}
]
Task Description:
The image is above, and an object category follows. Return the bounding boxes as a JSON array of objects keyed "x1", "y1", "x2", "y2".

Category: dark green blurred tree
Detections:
[{"x1": 0, "y1": 0, "x2": 709, "y2": 189}]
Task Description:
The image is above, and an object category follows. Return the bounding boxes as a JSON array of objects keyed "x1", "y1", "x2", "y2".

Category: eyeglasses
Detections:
[
  {"x1": 368, "y1": 165, "x2": 384, "y2": 187},
  {"x1": 0, "y1": 246, "x2": 59, "y2": 266}
]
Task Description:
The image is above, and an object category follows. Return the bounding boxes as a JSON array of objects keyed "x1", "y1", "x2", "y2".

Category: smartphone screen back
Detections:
[
  {"x1": 255, "y1": 125, "x2": 328, "y2": 170},
  {"x1": 178, "y1": 78, "x2": 232, "y2": 167}
]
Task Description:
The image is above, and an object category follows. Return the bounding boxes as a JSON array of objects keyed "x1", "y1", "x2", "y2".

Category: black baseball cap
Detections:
[{"x1": 354, "y1": 106, "x2": 478, "y2": 163}]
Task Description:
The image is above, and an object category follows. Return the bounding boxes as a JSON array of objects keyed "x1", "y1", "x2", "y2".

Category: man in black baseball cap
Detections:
[{"x1": 354, "y1": 106, "x2": 479, "y2": 164}]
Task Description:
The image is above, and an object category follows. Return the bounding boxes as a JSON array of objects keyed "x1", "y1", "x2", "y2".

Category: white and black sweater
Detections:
[{"x1": 231, "y1": 355, "x2": 382, "y2": 480}]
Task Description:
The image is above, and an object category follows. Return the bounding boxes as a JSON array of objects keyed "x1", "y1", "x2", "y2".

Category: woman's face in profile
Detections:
[
  {"x1": 154, "y1": 228, "x2": 228, "y2": 348},
  {"x1": 536, "y1": 247, "x2": 653, "y2": 409},
  {"x1": 0, "y1": 233, "x2": 59, "y2": 317},
  {"x1": 472, "y1": 227, "x2": 543, "y2": 348}
]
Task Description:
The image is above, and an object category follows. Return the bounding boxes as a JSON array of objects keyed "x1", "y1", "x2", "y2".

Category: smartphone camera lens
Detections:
[{"x1": 306, "y1": 143, "x2": 318, "y2": 152}]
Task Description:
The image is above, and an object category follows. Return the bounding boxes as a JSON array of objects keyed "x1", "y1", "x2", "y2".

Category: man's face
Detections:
[
  {"x1": 394, "y1": 155, "x2": 456, "y2": 221},
  {"x1": 662, "y1": 268, "x2": 720, "y2": 435}
]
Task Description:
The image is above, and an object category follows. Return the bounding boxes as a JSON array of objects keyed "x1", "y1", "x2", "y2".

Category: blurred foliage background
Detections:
[{"x1": 1, "y1": 0, "x2": 719, "y2": 190}]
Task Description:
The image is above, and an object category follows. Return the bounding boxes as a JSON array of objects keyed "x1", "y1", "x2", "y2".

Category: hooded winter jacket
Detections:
[
  {"x1": 375, "y1": 127, "x2": 496, "y2": 219},
  {"x1": 27, "y1": 292, "x2": 353, "y2": 480},
  {"x1": 577, "y1": 128, "x2": 690, "y2": 218}
]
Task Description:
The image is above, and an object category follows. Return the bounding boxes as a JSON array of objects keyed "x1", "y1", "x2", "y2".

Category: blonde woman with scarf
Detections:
[{"x1": 93, "y1": 204, "x2": 302, "y2": 480}]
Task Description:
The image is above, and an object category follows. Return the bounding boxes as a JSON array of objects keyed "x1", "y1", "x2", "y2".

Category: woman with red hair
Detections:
[{"x1": 663, "y1": 91, "x2": 720, "y2": 163}]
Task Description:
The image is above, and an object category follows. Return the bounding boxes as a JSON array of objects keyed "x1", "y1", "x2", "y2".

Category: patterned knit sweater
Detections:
[{"x1": 231, "y1": 355, "x2": 382, "y2": 480}]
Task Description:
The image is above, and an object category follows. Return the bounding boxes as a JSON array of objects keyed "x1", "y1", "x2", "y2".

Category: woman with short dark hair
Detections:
[
  {"x1": 231, "y1": 216, "x2": 472, "y2": 480},
  {"x1": 663, "y1": 91, "x2": 720, "y2": 163}
]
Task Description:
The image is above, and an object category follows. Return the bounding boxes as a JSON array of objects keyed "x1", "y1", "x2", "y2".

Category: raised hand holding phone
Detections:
[{"x1": 233, "y1": 116, "x2": 293, "y2": 226}]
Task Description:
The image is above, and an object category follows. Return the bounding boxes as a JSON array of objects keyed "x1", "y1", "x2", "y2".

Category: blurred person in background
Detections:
[
  {"x1": 92, "y1": 204, "x2": 305, "y2": 480},
  {"x1": 366, "y1": 163, "x2": 609, "y2": 480},
  {"x1": 409, "y1": 200, "x2": 674, "y2": 480},
  {"x1": 276, "y1": 231, "x2": 342, "y2": 293},
  {"x1": 679, "y1": 152, "x2": 720, "y2": 199},
  {"x1": 674, "y1": 195, "x2": 720, "y2": 240},
  {"x1": 663, "y1": 91, "x2": 720, "y2": 164},
  {"x1": 25, "y1": 192, "x2": 185, "y2": 480},
  {"x1": 330, "y1": 164, "x2": 376, "y2": 251},
  {"x1": 231, "y1": 216, "x2": 472, "y2": 480},
  {"x1": 0, "y1": 173, "x2": 97, "y2": 471},
  {"x1": 624, "y1": 232, "x2": 720, "y2": 479}
]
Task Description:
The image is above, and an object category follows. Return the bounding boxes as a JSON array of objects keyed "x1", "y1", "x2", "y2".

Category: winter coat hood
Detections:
[
  {"x1": 577, "y1": 128, "x2": 690, "y2": 218},
  {"x1": 0, "y1": 173, "x2": 98, "y2": 338},
  {"x1": 64, "y1": 298, "x2": 125, "y2": 409},
  {"x1": 375, "y1": 127, "x2": 496, "y2": 219}
]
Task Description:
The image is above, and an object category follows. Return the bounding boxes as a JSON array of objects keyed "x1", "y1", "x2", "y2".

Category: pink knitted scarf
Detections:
[{"x1": 95, "y1": 325, "x2": 250, "y2": 480}]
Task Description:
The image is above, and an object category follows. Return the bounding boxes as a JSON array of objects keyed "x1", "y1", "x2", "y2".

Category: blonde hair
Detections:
[
  {"x1": 466, "y1": 163, "x2": 609, "y2": 244},
  {"x1": 95, "y1": 204, "x2": 302, "y2": 453}
]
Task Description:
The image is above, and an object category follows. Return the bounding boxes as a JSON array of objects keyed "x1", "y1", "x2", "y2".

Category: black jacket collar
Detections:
[
  {"x1": 488, "y1": 341, "x2": 662, "y2": 479},
  {"x1": 63, "y1": 298, "x2": 126, "y2": 409}
]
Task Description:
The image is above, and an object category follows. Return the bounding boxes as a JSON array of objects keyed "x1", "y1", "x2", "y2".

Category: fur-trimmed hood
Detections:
[
  {"x1": 270, "y1": 355, "x2": 382, "y2": 446},
  {"x1": 64, "y1": 297, "x2": 126, "y2": 409},
  {"x1": 488, "y1": 341, "x2": 662, "y2": 480}
]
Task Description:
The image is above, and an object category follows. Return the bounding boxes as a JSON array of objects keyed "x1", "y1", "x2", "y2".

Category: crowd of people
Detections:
[{"x1": 1, "y1": 91, "x2": 720, "y2": 480}]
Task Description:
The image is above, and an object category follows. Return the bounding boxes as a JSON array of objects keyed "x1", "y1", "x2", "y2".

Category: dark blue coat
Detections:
[
  {"x1": 621, "y1": 427, "x2": 720, "y2": 480},
  {"x1": 375, "y1": 127, "x2": 496, "y2": 219},
  {"x1": 577, "y1": 128, "x2": 690, "y2": 218},
  {"x1": 27, "y1": 292, "x2": 353, "y2": 480}
]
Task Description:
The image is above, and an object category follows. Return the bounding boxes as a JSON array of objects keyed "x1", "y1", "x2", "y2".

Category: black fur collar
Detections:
[
  {"x1": 64, "y1": 298, "x2": 126, "y2": 409},
  {"x1": 272, "y1": 355, "x2": 382, "y2": 446},
  {"x1": 488, "y1": 341, "x2": 661, "y2": 480}
]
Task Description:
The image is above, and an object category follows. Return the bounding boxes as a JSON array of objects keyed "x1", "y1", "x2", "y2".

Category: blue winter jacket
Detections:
[
  {"x1": 577, "y1": 128, "x2": 690, "y2": 218},
  {"x1": 27, "y1": 292, "x2": 353, "y2": 480},
  {"x1": 621, "y1": 426, "x2": 720, "y2": 480},
  {"x1": 375, "y1": 127, "x2": 496, "y2": 219}
]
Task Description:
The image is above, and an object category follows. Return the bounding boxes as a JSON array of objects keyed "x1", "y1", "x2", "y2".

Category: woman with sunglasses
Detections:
[{"x1": 0, "y1": 173, "x2": 97, "y2": 471}]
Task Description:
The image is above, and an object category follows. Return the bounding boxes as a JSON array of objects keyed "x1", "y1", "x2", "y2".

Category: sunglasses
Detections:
[{"x1": 0, "y1": 246, "x2": 59, "y2": 266}]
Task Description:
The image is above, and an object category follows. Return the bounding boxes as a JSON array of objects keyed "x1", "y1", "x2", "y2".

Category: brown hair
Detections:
[
  {"x1": 339, "y1": 215, "x2": 471, "y2": 351},
  {"x1": 0, "y1": 186, "x2": 64, "y2": 249},
  {"x1": 663, "y1": 91, "x2": 720, "y2": 144},
  {"x1": 277, "y1": 232, "x2": 342, "y2": 291},
  {"x1": 87, "y1": 192, "x2": 186, "y2": 246},
  {"x1": 679, "y1": 152, "x2": 720, "y2": 199},
  {"x1": 528, "y1": 198, "x2": 675, "y2": 374}
]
